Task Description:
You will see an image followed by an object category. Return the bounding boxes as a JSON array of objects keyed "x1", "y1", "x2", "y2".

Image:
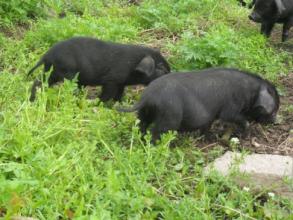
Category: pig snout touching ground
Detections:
[
  {"x1": 249, "y1": 0, "x2": 293, "y2": 42},
  {"x1": 27, "y1": 37, "x2": 170, "y2": 102},
  {"x1": 119, "y1": 68, "x2": 280, "y2": 144}
]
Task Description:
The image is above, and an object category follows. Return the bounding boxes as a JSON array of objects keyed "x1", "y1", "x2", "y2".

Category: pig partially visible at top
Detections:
[{"x1": 249, "y1": 0, "x2": 293, "y2": 42}]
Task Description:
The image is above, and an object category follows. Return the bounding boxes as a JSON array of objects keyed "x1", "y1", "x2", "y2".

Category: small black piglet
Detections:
[
  {"x1": 119, "y1": 68, "x2": 280, "y2": 143},
  {"x1": 28, "y1": 37, "x2": 170, "y2": 102}
]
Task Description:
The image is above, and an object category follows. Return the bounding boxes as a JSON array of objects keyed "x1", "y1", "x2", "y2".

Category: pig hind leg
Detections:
[
  {"x1": 29, "y1": 63, "x2": 52, "y2": 102},
  {"x1": 48, "y1": 68, "x2": 66, "y2": 87},
  {"x1": 137, "y1": 106, "x2": 155, "y2": 137},
  {"x1": 29, "y1": 80, "x2": 43, "y2": 102},
  {"x1": 151, "y1": 108, "x2": 182, "y2": 144}
]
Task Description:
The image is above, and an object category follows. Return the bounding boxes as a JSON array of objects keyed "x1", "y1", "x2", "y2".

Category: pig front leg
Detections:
[
  {"x1": 99, "y1": 83, "x2": 121, "y2": 102},
  {"x1": 282, "y1": 17, "x2": 293, "y2": 42},
  {"x1": 261, "y1": 22, "x2": 275, "y2": 38},
  {"x1": 231, "y1": 115, "x2": 250, "y2": 138},
  {"x1": 150, "y1": 110, "x2": 182, "y2": 144},
  {"x1": 100, "y1": 84, "x2": 125, "y2": 102},
  {"x1": 221, "y1": 109, "x2": 250, "y2": 138}
]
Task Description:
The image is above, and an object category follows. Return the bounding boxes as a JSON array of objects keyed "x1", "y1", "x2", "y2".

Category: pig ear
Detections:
[
  {"x1": 254, "y1": 87, "x2": 275, "y2": 114},
  {"x1": 274, "y1": 0, "x2": 285, "y2": 14},
  {"x1": 135, "y1": 56, "x2": 155, "y2": 77}
]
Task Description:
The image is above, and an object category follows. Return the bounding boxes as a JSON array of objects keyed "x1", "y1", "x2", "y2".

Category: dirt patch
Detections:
[
  {"x1": 138, "y1": 28, "x2": 179, "y2": 58},
  {"x1": 0, "y1": 23, "x2": 31, "y2": 40}
]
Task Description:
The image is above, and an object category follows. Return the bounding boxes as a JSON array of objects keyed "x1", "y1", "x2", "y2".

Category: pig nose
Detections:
[{"x1": 248, "y1": 14, "x2": 255, "y2": 21}]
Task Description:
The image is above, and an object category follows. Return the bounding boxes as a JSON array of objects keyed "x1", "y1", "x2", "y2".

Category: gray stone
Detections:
[
  {"x1": 11, "y1": 217, "x2": 38, "y2": 220},
  {"x1": 206, "y1": 151, "x2": 293, "y2": 176},
  {"x1": 205, "y1": 151, "x2": 293, "y2": 198}
]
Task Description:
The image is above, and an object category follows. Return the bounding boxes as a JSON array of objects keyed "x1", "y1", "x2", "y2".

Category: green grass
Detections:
[{"x1": 0, "y1": 0, "x2": 292, "y2": 219}]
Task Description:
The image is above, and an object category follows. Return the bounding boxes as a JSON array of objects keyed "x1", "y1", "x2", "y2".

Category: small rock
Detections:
[
  {"x1": 11, "y1": 217, "x2": 38, "y2": 220},
  {"x1": 205, "y1": 151, "x2": 293, "y2": 198},
  {"x1": 205, "y1": 151, "x2": 293, "y2": 176}
]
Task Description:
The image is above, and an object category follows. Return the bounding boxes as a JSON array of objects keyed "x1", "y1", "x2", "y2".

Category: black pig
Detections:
[
  {"x1": 119, "y1": 68, "x2": 279, "y2": 143},
  {"x1": 27, "y1": 37, "x2": 170, "y2": 102},
  {"x1": 249, "y1": 0, "x2": 293, "y2": 42}
]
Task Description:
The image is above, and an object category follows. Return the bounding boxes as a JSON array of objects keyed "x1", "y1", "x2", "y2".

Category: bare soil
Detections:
[{"x1": 0, "y1": 23, "x2": 31, "y2": 40}]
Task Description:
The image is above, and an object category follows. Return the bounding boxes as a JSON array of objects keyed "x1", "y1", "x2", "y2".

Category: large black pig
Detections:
[
  {"x1": 249, "y1": 0, "x2": 293, "y2": 42},
  {"x1": 27, "y1": 37, "x2": 170, "y2": 102},
  {"x1": 119, "y1": 68, "x2": 280, "y2": 143}
]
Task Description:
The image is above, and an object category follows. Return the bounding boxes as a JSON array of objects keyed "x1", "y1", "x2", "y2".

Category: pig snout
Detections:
[
  {"x1": 259, "y1": 115, "x2": 277, "y2": 124},
  {"x1": 249, "y1": 12, "x2": 261, "y2": 22},
  {"x1": 255, "y1": 111, "x2": 278, "y2": 124},
  {"x1": 268, "y1": 113, "x2": 277, "y2": 124}
]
